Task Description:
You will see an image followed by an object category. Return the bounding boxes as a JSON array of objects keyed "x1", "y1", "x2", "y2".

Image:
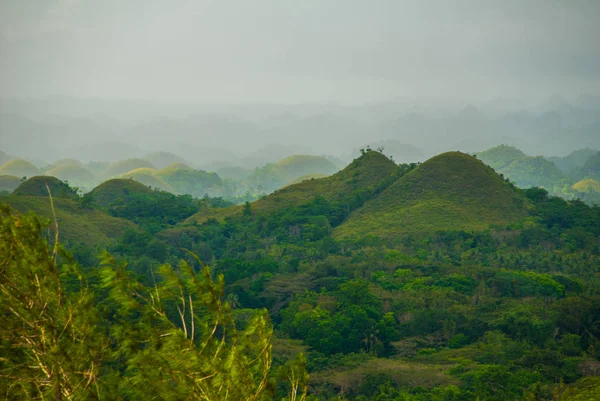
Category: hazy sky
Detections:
[{"x1": 1, "y1": 0, "x2": 599, "y2": 104}]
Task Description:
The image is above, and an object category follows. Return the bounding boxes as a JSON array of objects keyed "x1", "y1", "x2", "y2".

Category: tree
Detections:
[{"x1": 0, "y1": 205, "x2": 276, "y2": 400}]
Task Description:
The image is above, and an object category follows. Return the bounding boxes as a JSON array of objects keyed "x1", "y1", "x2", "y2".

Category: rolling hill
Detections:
[
  {"x1": 45, "y1": 164, "x2": 96, "y2": 187},
  {"x1": 478, "y1": 145, "x2": 567, "y2": 189},
  {"x1": 13, "y1": 176, "x2": 79, "y2": 199},
  {"x1": 186, "y1": 150, "x2": 398, "y2": 225},
  {"x1": 271, "y1": 155, "x2": 339, "y2": 183},
  {"x1": 333, "y1": 152, "x2": 528, "y2": 238},
  {"x1": 0, "y1": 159, "x2": 39, "y2": 178},
  {"x1": 88, "y1": 179, "x2": 154, "y2": 207},
  {"x1": 572, "y1": 151, "x2": 600, "y2": 181},
  {"x1": 572, "y1": 178, "x2": 600, "y2": 192},
  {"x1": 121, "y1": 168, "x2": 174, "y2": 192},
  {"x1": 144, "y1": 151, "x2": 187, "y2": 169},
  {"x1": 103, "y1": 158, "x2": 156, "y2": 178},
  {"x1": 547, "y1": 147, "x2": 598, "y2": 174},
  {"x1": 2, "y1": 194, "x2": 137, "y2": 245}
]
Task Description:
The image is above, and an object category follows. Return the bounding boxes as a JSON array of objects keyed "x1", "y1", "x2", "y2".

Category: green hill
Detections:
[
  {"x1": 121, "y1": 168, "x2": 174, "y2": 192},
  {"x1": 334, "y1": 152, "x2": 528, "y2": 238},
  {"x1": 144, "y1": 151, "x2": 187, "y2": 169},
  {"x1": 2, "y1": 195, "x2": 137, "y2": 244},
  {"x1": 47, "y1": 158, "x2": 86, "y2": 169},
  {"x1": 156, "y1": 165, "x2": 222, "y2": 197},
  {"x1": 478, "y1": 145, "x2": 567, "y2": 190},
  {"x1": 499, "y1": 156, "x2": 567, "y2": 189},
  {"x1": 0, "y1": 175, "x2": 21, "y2": 192},
  {"x1": 186, "y1": 150, "x2": 398, "y2": 224},
  {"x1": 45, "y1": 164, "x2": 96, "y2": 186},
  {"x1": 103, "y1": 158, "x2": 155, "y2": 178},
  {"x1": 476, "y1": 145, "x2": 527, "y2": 170},
  {"x1": 572, "y1": 151, "x2": 600, "y2": 181},
  {"x1": 88, "y1": 178, "x2": 154, "y2": 207},
  {"x1": 285, "y1": 173, "x2": 330, "y2": 186},
  {"x1": 271, "y1": 155, "x2": 339, "y2": 183},
  {"x1": 572, "y1": 179, "x2": 600, "y2": 192},
  {"x1": 0, "y1": 159, "x2": 39, "y2": 178},
  {"x1": 13, "y1": 176, "x2": 79, "y2": 199},
  {"x1": 547, "y1": 147, "x2": 598, "y2": 174}
]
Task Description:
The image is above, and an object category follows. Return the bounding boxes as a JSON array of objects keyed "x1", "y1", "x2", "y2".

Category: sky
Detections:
[{"x1": 1, "y1": 0, "x2": 599, "y2": 104}]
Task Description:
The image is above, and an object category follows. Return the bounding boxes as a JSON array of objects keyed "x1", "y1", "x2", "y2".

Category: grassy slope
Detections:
[
  {"x1": 13, "y1": 176, "x2": 79, "y2": 199},
  {"x1": 186, "y1": 151, "x2": 398, "y2": 224},
  {"x1": 89, "y1": 179, "x2": 154, "y2": 207},
  {"x1": 3, "y1": 195, "x2": 137, "y2": 244},
  {"x1": 572, "y1": 178, "x2": 600, "y2": 192},
  {"x1": 334, "y1": 152, "x2": 528, "y2": 238},
  {"x1": 103, "y1": 158, "x2": 155, "y2": 178},
  {"x1": 477, "y1": 145, "x2": 527, "y2": 170},
  {"x1": 0, "y1": 159, "x2": 39, "y2": 177},
  {"x1": 45, "y1": 164, "x2": 96, "y2": 183}
]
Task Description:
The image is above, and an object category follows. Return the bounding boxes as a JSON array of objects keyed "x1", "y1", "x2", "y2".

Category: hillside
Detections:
[
  {"x1": 478, "y1": 145, "x2": 567, "y2": 190},
  {"x1": 103, "y1": 158, "x2": 155, "y2": 178},
  {"x1": 89, "y1": 178, "x2": 154, "y2": 207},
  {"x1": 476, "y1": 145, "x2": 527, "y2": 170},
  {"x1": 156, "y1": 165, "x2": 223, "y2": 197},
  {"x1": 0, "y1": 159, "x2": 39, "y2": 178},
  {"x1": 271, "y1": 155, "x2": 339, "y2": 183},
  {"x1": 500, "y1": 156, "x2": 567, "y2": 189},
  {"x1": 572, "y1": 151, "x2": 600, "y2": 180},
  {"x1": 186, "y1": 150, "x2": 398, "y2": 224},
  {"x1": 285, "y1": 173, "x2": 330, "y2": 186},
  {"x1": 121, "y1": 168, "x2": 174, "y2": 192},
  {"x1": 144, "y1": 151, "x2": 187, "y2": 169},
  {"x1": 0, "y1": 175, "x2": 21, "y2": 192},
  {"x1": 547, "y1": 147, "x2": 598, "y2": 174},
  {"x1": 334, "y1": 152, "x2": 528, "y2": 238},
  {"x1": 13, "y1": 176, "x2": 79, "y2": 199},
  {"x1": 45, "y1": 164, "x2": 96, "y2": 186},
  {"x1": 3, "y1": 195, "x2": 137, "y2": 244},
  {"x1": 572, "y1": 178, "x2": 600, "y2": 192}
]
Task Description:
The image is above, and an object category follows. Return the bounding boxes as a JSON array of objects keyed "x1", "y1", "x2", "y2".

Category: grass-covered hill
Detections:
[
  {"x1": 88, "y1": 178, "x2": 154, "y2": 207},
  {"x1": 0, "y1": 159, "x2": 39, "y2": 178},
  {"x1": 271, "y1": 155, "x2": 339, "y2": 183},
  {"x1": 143, "y1": 151, "x2": 187, "y2": 169},
  {"x1": 478, "y1": 145, "x2": 568, "y2": 190},
  {"x1": 572, "y1": 151, "x2": 600, "y2": 181},
  {"x1": 476, "y1": 145, "x2": 527, "y2": 170},
  {"x1": 186, "y1": 150, "x2": 398, "y2": 225},
  {"x1": 47, "y1": 158, "x2": 86, "y2": 169},
  {"x1": 548, "y1": 147, "x2": 598, "y2": 174},
  {"x1": 285, "y1": 173, "x2": 330, "y2": 186},
  {"x1": 45, "y1": 164, "x2": 96, "y2": 186},
  {"x1": 334, "y1": 152, "x2": 528, "y2": 238},
  {"x1": 13, "y1": 176, "x2": 79, "y2": 199},
  {"x1": 2, "y1": 194, "x2": 137, "y2": 244},
  {"x1": 121, "y1": 168, "x2": 174, "y2": 192},
  {"x1": 156, "y1": 164, "x2": 224, "y2": 197},
  {"x1": 499, "y1": 156, "x2": 567, "y2": 189},
  {"x1": 0, "y1": 175, "x2": 21, "y2": 192},
  {"x1": 572, "y1": 178, "x2": 600, "y2": 192},
  {"x1": 103, "y1": 158, "x2": 155, "y2": 178}
]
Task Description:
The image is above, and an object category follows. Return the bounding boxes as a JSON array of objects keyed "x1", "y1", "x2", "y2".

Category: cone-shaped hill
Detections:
[
  {"x1": 0, "y1": 159, "x2": 39, "y2": 178},
  {"x1": 13, "y1": 176, "x2": 79, "y2": 199},
  {"x1": 89, "y1": 178, "x2": 153, "y2": 207},
  {"x1": 45, "y1": 164, "x2": 96, "y2": 185},
  {"x1": 121, "y1": 168, "x2": 174, "y2": 192},
  {"x1": 333, "y1": 152, "x2": 528, "y2": 238},
  {"x1": 103, "y1": 158, "x2": 155, "y2": 178},
  {"x1": 573, "y1": 179, "x2": 600, "y2": 192},
  {"x1": 186, "y1": 150, "x2": 398, "y2": 224}
]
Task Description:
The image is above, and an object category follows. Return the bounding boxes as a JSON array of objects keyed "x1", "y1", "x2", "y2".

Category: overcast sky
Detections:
[{"x1": 1, "y1": 0, "x2": 599, "y2": 104}]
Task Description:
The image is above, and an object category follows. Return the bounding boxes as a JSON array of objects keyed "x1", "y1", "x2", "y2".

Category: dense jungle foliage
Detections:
[{"x1": 1, "y1": 151, "x2": 599, "y2": 400}]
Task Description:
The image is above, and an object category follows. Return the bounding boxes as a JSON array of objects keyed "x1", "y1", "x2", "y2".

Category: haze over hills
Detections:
[{"x1": 2, "y1": 94, "x2": 600, "y2": 168}]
